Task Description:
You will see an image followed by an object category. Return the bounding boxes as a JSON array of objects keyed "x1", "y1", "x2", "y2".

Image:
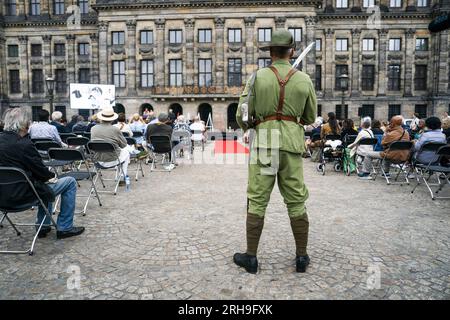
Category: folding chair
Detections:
[
  {"x1": 34, "y1": 141, "x2": 72, "y2": 174},
  {"x1": 87, "y1": 141, "x2": 125, "y2": 195},
  {"x1": 0, "y1": 167, "x2": 57, "y2": 255},
  {"x1": 372, "y1": 140, "x2": 413, "y2": 185},
  {"x1": 125, "y1": 137, "x2": 145, "y2": 181},
  {"x1": 411, "y1": 143, "x2": 449, "y2": 200},
  {"x1": 59, "y1": 133, "x2": 77, "y2": 144},
  {"x1": 31, "y1": 138, "x2": 53, "y2": 144},
  {"x1": 149, "y1": 135, "x2": 174, "y2": 172},
  {"x1": 122, "y1": 132, "x2": 130, "y2": 137},
  {"x1": 355, "y1": 137, "x2": 378, "y2": 174},
  {"x1": 48, "y1": 148, "x2": 102, "y2": 215},
  {"x1": 82, "y1": 132, "x2": 91, "y2": 140},
  {"x1": 173, "y1": 130, "x2": 192, "y2": 160},
  {"x1": 191, "y1": 130, "x2": 205, "y2": 153}
]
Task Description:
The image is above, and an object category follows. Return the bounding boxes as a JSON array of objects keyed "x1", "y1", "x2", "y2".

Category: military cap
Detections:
[{"x1": 260, "y1": 29, "x2": 295, "y2": 50}]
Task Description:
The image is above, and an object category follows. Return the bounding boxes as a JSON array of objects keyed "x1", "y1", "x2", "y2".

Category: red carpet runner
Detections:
[{"x1": 214, "y1": 140, "x2": 249, "y2": 154}]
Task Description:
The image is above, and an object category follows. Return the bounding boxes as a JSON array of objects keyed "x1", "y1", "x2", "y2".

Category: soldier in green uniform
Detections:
[{"x1": 234, "y1": 30, "x2": 317, "y2": 274}]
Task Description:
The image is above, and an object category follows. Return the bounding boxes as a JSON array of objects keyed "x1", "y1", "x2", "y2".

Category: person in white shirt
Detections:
[
  {"x1": 189, "y1": 116, "x2": 206, "y2": 142},
  {"x1": 348, "y1": 117, "x2": 374, "y2": 158},
  {"x1": 113, "y1": 113, "x2": 133, "y2": 137}
]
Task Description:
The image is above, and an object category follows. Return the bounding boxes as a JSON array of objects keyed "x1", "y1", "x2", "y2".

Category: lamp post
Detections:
[
  {"x1": 338, "y1": 73, "x2": 349, "y2": 119},
  {"x1": 45, "y1": 76, "x2": 55, "y2": 115}
]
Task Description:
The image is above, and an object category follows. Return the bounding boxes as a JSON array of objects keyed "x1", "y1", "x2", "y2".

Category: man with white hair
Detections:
[
  {"x1": 348, "y1": 117, "x2": 374, "y2": 159},
  {"x1": 50, "y1": 111, "x2": 68, "y2": 134},
  {"x1": 0, "y1": 107, "x2": 85, "y2": 239}
]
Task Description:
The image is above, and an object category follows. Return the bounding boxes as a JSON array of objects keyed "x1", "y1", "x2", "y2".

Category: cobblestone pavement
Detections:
[{"x1": 0, "y1": 143, "x2": 449, "y2": 300}]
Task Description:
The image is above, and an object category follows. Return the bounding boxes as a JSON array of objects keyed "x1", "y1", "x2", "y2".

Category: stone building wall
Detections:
[{"x1": 1, "y1": 0, "x2": 449, "y2": 130}]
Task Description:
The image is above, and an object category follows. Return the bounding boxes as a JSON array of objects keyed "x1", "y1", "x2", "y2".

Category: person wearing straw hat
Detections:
[
  {"x1": 91, "y1": 108, "x2": 130, "y2": 185},
  {"x1": 234, "y1": 29, "x2": 317, "y2": 274}
]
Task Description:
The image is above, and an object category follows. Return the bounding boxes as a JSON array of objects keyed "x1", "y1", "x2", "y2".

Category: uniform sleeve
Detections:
[
  {"x1": 236, "y1": 77, "x2": 254, "y2": 132},
  {"x1": 300, "y1": 79, "x2": 317, "y2": 126}
]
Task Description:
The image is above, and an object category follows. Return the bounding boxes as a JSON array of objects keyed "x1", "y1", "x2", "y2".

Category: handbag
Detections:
[{"x1": 34, "y1": 180, "x2": 56, "y2": 203}]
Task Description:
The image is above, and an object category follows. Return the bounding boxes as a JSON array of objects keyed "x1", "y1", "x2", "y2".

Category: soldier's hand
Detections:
[{"x1": 243, "y1": 131, "x2": 250, "y2": 144}]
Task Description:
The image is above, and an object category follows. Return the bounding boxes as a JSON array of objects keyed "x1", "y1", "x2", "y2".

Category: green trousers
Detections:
[{"x1": 247, "y1": 149, "x2": 309, "y2": 218}]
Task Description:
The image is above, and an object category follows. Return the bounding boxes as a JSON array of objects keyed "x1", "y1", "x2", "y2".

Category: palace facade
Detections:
[{"x1": 1, "y1": 0, "x2": 449, "y2": 130}]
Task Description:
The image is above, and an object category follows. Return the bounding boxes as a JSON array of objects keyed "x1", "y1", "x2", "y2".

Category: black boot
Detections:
[
  {"x1": 296, "y1": 255, "x2": 310, "y2": 273},
  {"x1": 233, "y1": 253, "x2": 258, "y2": 274}
]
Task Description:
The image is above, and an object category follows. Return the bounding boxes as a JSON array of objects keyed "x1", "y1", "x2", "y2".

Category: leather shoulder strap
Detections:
[{"x1": 268, "y1": 66, "x2": 298, "y2": 119}]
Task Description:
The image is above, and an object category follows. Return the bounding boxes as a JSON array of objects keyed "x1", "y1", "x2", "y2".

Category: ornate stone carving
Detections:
[
  {"x1": 244, "y1": 17, "x2": 256, "y2": 27},
  {"x1": 214, "y1": 17, "x2": 225, "y2": 29},
  {"x1": 378, "y1": 28, "x2": 389, "y2": 37},
  {"x1": 325, "y1": 28, "x2": 334, "y2": 38},
  {"x1": 197, "y1": 44, "x2": 212, "y2": 53},
  {"x1": 155, "y1": 18, "x2": 165, "y2": 30},
  {"x1": 335, "y1": 54, "x2": 349, "y2": 61},
  {"x1": 42, "y1": 35, "x2": 52, "y2": 43},
  {"x1": 415, "y1": 52, "x2": 429, "y2": 60},
  {"x1": 7, "y1": 59, "x2": 20, "y2": 65},
  {"x1": 362, "y1": 53, "x2": 376, "y2": 61},
  {"x1": 139, "y1": 45, "x2": 155, "y2": 55},
  {"x1": 274, "y1": 16, "x2": 286, "y2": 28},
  {"x1": 54, "y1": 56, "x2": 66, "y2": 65},
  {"x1": 305, "y1": 16, "x2": 317, "y2": 27},
  {"x1": 66, "y1": 34, "x2": 76, "y2": 42},
  {"x1": 111, "y1": 45, "x2": 126, "y2": 55},
  {"x1": 126, "y1": 20, "x2": 137, "y2": 31},
  {"x1": 18, "y1": 36, "x2": 28, "y2": 44},
  {"x1": 168, "y1": 45, "x2": 183, "y2": 53},
  {"x1": 227, "y1": 43, "x2": 243, "y2": 53},
  {"x1": 90, "y1": 33, "x2": 98, "y2": 42},
  {"x1": 30, "y1": 57, "x2": 43, "y2": 65},
  {"x1": 351, "y1": 28, "x2": 361, "y2": 38},
  {"x1": 387, "y1": 52, "x2": 403, "y2": 60},
  {"x1": 406, "y1": 28, "x2": 416, "y2": 38},
  {"x1": 184, "y1": 18, "x2": 195, "y2": 29},
  {"x1": 98, "y1": 21, "x2": 109, "y2": 32}
]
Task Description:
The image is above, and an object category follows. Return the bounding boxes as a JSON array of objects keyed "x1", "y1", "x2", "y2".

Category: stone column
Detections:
[
  {"x1": 42, "y1": 35, "x2": 52, "y2": 79},
  {"x1": 126, "y1": 20, "x2": 137, "y2": 95},
  {"x1": 377, "y1": 28, "x2": 388, "y2": 96},
  {"x1": 18, "y1": 1, "x2": 25, "y2": 16},
  {"x1": 98, "y1": 21, "x2": 109, "y2": 84},
  {"x1": 184, "y1": 18, "x2": 195, "y2": 87},
  {"x1": 0, "y1": 35, "x2": 7, "y2": 100},
  {"x1": 214, "y1": 17, "x2": 225, "y2": 93},
  {"x1": 66, "y1": 34, "x2": 76, "y2": 86},
  {"x1": 155, "y1": 18, "x2": 165, "y2": 89},
  {"x1": 305, "y1": 16, "x2": 317, "y2": 81},
  {"x1": 41, "y1": 0, "x2": 49, "y2": 15},
  {"x1": 324, "y1": 28, "x2": 334, "y2": 97},
  {"x1": 404, "y1": 28, "x2": 415, "y2": 97},
  {"x1": 437, "y1": 30, "x2": 448, "y2": 95},
  {"x1": 19, "y1": 36, "x2": 30, "y2": 98},
  {"x1": 90, "y1": 33, "x2": 99, "y2": 83},
  {"x1": 244, "y1": 17, "x2": 256, "y2": 82},
  {"x1": 351, "y1": 28, "x2": 361, "y2": 97}
]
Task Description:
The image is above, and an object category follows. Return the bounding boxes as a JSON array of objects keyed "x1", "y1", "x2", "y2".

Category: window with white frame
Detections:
[
  {"x1": 228, "y1": 28, "x2": 242, "y2": 43},
  {"x1": 198, "y1": 29, "x2": 212, "y2": 43},
  {"x1": 30, "y1": 0, "x2": 40, "y2": 15},
  {"x1": 417, "y1": 0, "x2": 428, "y2": 7},
  {"x1": 169, "y1": 30, "x2": 183, "y2": 44},
  {"x1": 362, "y1": 38, "x2": 375, "y2": 51},
  {"x1": 315, "y1": 39, "x2": 322, "y2": 51},
  {"x1": 140, "y1": 31, "x2": 153, "y2": 45},
  {"x1": 363, "y1": 0, "x2": 375, "y2": 7},
  {"x1": 415, "y1": 38, "x2": 428, "y2": 51},
  {"x1": 112, "y1": 32, "x2": 125, "y2": 45},
  {"x1": 258, "y1": 28, "x2": 272, "y2": 42},
  {"x1": 288, "y1": 28, "x2": 302, "y2": 42},
  {"x1": 258, "y1": 58, "x2": 272, "y2": 69},
  {"x1": 112, "y1": 60, "x2": 126, "y2": 88},
  {"x1": 198, "y1": 59, "x2": 213, "y2": 87},
  {"x1": 169, "y1": 59, "x2": 183, "y2": 87},
  {"x1": 141, "y1": 60, "x2": 154, "y2": 88},
  {"x1": 336, "y1": 38, "x2": 348, "y2": 51},
  {"x1": 54, "y1": 0, "x2": 64, "y2": 15},
  {"x1": 390, "y1": 0, "x2": 402, "y2": 7},
  {"x1": 336, "y1": 0, "x2": 348, "y2": 8},
  {"x1": 78, "y1": 0, "x2": 89, "y2": 14},
  {"x1": 389, "y1": 38, "x2": 401, "y2": 51}
]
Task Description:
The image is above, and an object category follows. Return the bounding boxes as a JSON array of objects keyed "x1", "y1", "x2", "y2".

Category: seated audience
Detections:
[
  {"x1": 348, "y1": 117, "x2": 374, "y2": 158},
  {"x1": 358, "y1": 116, "x2": 410, "y2": 180},
  {"x1": 321, "y1": 112, "x2": 341, "y2": 139},
  {"x1": 340, "y1": 119, "x2": 358, "y2": 141},
  {"x1": 380, "y1": 121, "x2": 389, "y2": 132},
  {"x1": 86, "y1": 114, "x2": 98, "y2": 132},
  {"x1": 0, "y1": 107, "x2": 84, "y2": 239},
  {"x1": 72, "y1": 115, "x2": 88, "y2": 133},
  {"x1": 113, "y1": 113, "x2": 133, "y2": 137},
  {"x1": 50, "y1": 111, "x2": 68, "y2": 134},
  {"x1": 29, "y1": 109, "x2": 66, "y2": 146},
  {"x1": 129, "y1": 113, "x2": 147, "y2": 144},
  {"x1": 66, "y1": 115, "x2": 79, "y2": 132},
  {"x1": 442, "y1": 117, "x2": 450, "y2": 139},
  {"x1": 371, "y1": 120, "x2": 385, "y2": 135},
  {"x1": 91, "y1": 108, "x2": 130, "y2": 184},
  {"x1": 411, "y1": 119, "x2": 426, "y2": 140},
  {"x1": 413, "y1": 116, "x2": 447, "y2": 164},
  {"x1": 190, "y1": 116, "x2": 207, "y2": 143},
  {"x1": 146, "y1": 113, "x2": 176, "y2": 167}
]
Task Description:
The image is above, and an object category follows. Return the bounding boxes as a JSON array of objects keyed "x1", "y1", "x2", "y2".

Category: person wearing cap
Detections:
[
  {"x1": 91, "y1": 108, "x2": 130, "y2": 184},
  {"x1": 234, "y1": 29, "x2": 317, "y2": 274}
]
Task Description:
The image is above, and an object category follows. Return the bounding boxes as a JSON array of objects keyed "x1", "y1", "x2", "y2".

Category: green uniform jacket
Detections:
[{"x1": 236, "y1": 60, "x2": 317, "y2": 154}]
